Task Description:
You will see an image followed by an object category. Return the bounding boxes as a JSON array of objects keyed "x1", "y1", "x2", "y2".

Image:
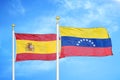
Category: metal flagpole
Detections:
[
  {"x1": 56, "y1": 16, "x2": 60, "y2": 80},
  {"x1": 12, "y1": 24, "x2": 15, "y2": 80}
]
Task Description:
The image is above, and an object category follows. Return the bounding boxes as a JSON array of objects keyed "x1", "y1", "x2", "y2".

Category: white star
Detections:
[
  {"x1": 76, "y1": 44, "x2": 79, "y2": 46},
  {"x1": 86, "y1": 39, "x2": 88, "y2": 41},
  {"x1": 83, "y1": 39, "x2": 85, "y2": 41},
  {"x1": 78, "y1": 41, "x2": 81, "y2": 43},
  {"x1": 91, "y1": 42, "x2": 94, "y2": 44},
  {"x1": 93, "y1": 45, "x2": 96, "y2": 47},
  {"x1": 89, "y1": 40, "x2": 91, "y2": 42}
]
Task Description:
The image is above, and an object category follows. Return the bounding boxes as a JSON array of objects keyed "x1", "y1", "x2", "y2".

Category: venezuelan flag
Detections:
[
  {"x1": 15, "y1": 33, "x2": 57, "y2": 61},
  {"x1": 60, "y1": 26, "x2": 112, "y2": 57}
]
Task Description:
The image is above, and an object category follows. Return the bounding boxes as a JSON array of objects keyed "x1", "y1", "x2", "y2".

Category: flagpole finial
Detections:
[
  {"x1": 12, "y1": 24, "x2": 15, "y2": 30},
  {"x1": 56, "y1": 16, "x2": 60, "y2": 20},
  {"x1": 12, "y1": 24, "x2": 15, "y2": 27}
]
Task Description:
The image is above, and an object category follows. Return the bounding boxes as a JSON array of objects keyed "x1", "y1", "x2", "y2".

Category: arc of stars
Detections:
[{"x1": 76, "y1": 39, "x2": 96, "y2": 47}]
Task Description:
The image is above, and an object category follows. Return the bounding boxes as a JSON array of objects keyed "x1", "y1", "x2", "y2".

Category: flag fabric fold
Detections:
[{"x1": 60, "y1": 26, "x2": 112, "y2": 57}]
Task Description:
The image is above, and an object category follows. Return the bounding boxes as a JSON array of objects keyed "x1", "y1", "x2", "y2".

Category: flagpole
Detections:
[
  {"x1": 56, "y1": 16, "x2": 60, "y2": 80},
  {"x1": 12, "y1": 24, "x2": 15, "y2": 80}
]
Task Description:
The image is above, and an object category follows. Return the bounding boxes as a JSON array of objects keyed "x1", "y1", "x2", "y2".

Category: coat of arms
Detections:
[{"x1": 26, "y1": 43, "x2": 34, "y2": 51}]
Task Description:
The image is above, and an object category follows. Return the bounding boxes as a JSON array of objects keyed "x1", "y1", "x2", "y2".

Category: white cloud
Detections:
[
  {"x1": 33, "y1": 16, "x2": 56, "y2": 34},
  {"x1": 1, "y1": 59, "x2": 69, "y2": 77},
  {"x1": 15, "y1": 15, "x2": 57, "y2": 34},
  {"x1": 30, "y1": 0, "x2": 120, "y2": 35},
  {"x1": 84, "y1": 1, "x2": 93, "y2": 9},
  {"x1": 26, "y1": 0, "x2": 120, "y2": 36},
  {"x1": 16, "y1": 61, "x2": 56, "y2": 76},
  {"x1": 15, "y1": 58, "x2": 70, "y2": 76},
  {"x1": 9, "y1": 0, "x2": 25, "y2": 15},
  {"x1": 115, "y1": 0, "x2": 120, "y2": 2},
  {"x1": 63, "y1": 0, "x2": 82, "y2": 10},
  {"x1": 53, "y1": 0, "x2": 120, "y2": 33},
  {"x1": 108, "y1": 25, "x2": 119, "y2": 35}
]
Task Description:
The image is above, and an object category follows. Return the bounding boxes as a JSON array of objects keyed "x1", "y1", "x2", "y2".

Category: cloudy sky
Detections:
[{"x1": 0, "y1": 0, "x2": 120, "y2": 80}]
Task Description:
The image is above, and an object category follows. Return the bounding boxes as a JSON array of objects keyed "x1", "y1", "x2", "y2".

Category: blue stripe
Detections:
[{"x1": 61, "y1": 36, "x2": 112, "y2": 47}]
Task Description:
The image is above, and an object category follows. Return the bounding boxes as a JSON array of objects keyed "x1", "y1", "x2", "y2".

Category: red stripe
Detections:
[
  {"x1": 61, "y1": 46, "x2": 112, "y2": 56},
  {"x1": 16, "y1": 46, "x2": 112, "y2": 61},
  {"x1": 16, "y1": 53, "x2": 64, "y2": 61},
  {"x1": 15, "y1": 33, "x2": 56, "y2": 41}
]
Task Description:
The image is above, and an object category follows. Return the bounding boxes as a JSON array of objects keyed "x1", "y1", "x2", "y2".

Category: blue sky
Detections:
[{"x1": 0, "y1": 0, "x2": 120, "y2": 80}]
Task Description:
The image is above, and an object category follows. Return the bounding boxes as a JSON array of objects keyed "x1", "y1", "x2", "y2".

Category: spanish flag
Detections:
[
  {"x1": 60, "y1": 26, "x2": 112, "y2": 57},
  {"x1": 15, "y1": 33, "x2": 57, "y2": 61}
]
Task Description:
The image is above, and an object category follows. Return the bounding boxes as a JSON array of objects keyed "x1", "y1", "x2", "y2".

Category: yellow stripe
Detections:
[
  {"x1": 60, "y1": 26, "x2": 109, "y2": 39},
  {"x1": 16, "y1": 40, "x2": 57, "y2": 54}
]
